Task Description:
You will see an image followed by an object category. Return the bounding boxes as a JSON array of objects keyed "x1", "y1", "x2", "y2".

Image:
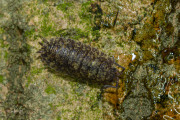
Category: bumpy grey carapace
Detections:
[{"x1": 37, "y1": 38, "x2": 125, "y2": 86}]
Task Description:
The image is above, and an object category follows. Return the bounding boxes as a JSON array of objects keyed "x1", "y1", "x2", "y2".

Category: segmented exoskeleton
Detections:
[{"x1": 37, "y1": 38, "x2": 125, "y2": 92}]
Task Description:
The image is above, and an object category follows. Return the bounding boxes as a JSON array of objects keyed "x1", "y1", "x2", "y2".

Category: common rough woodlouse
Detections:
[{"x1": 37, "y1": 37, "x2": 125, "y2": 93}]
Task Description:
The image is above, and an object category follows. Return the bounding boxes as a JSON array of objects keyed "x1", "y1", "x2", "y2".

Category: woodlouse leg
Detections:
[
  {"x1": 100, "y1": 77, "x2": 120, "y2": 107},
  {"x1": 112, "y1": 56, "x2": 125, "y2": 74},
  {"x1": 100, "y1": 57, "x2": 125, "y2": 105},
  {"x1": 100, "y1": 58, "x2": 125, "y2": 92},
  {"x1": 100, "y1": 76, "x2": 119, "y2": 94},
  {"x1": 114, "y1": 62, "x2": 125, "y2": 74}
]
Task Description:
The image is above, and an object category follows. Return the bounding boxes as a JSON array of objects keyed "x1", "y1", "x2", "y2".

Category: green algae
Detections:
[
  {"x1": 45, "y1": 85, "x2": 56, "y2": 95},
  {"x1": 31, "y1": 67, "x2": 43, "y2": 75},
  {"x1": 79, "y1": 1, "x2": 93, "y2": 21},
  {"x1": 57, "y1": 2, "x2": 73, "y2": 13},
  {"x1": 0, "y1": 75, "x2": 3, "y2": 83},
  {"x1": 41, "y1": 14, "x2": 56, "y2": 37},
  {"x1": 55, "y1": 28, "x2": 89, "y2": 40},
  {"x1": 134, "y1": 24, "x2": 156, "y2": 43}
]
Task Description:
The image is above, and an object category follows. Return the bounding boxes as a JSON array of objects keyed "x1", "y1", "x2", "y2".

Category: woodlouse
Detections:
[{"x1": 37, "y1": 37, "x2": 125, "y2": 92}]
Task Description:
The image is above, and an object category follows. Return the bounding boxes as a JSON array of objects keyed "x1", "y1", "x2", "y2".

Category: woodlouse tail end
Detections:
[
  {"x1": 38, "y1": 36, "x2": 49, "y2": 45},
  {"x1": 42, "y1": 38, "x2": 49, "y2": 45},
  {"x1": 36, "y1": 55, "x2": 41, "y2": 59},
  {"x1": 36, "y1": 50, "x2": 43, "y2": 53}
]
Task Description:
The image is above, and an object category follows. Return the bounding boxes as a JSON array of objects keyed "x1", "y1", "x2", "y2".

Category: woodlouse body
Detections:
[{"x1": 38, "y1": 38, "x2": 124, "y2": 86}]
